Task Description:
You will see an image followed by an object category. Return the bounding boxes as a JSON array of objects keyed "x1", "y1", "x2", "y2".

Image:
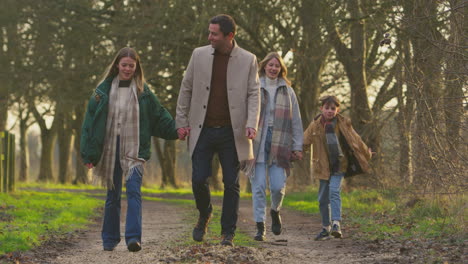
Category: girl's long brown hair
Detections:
[{"x1": 99, "y1": 47, "x2": 145, "y2": 93}]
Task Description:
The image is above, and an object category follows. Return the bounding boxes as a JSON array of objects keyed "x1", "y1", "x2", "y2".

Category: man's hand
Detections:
[
  {"x1": 177, "y1": 127, "x2": 191, "y2": 140},
  {"x1": 245, "y1": 127, "x2": 256, "y2": 139},
  {"x1": 85, "y1": 163, "x2": 94, "y2": 169}
]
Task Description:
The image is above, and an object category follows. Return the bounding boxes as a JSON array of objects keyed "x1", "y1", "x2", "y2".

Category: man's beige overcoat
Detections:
[{"x1": 175, "y1": 42, "x2": 260, "y2": 162}]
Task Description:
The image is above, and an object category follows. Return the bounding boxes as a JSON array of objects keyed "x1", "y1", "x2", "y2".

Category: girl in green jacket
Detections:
[{"x1": 80, "y1": 47, "x2": 178, "y2": 252}]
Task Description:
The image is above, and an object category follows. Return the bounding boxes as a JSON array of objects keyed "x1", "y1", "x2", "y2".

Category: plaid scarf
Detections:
[
  {"x1": 245, "y1": 85, "x2": 293, "y2": 177},
  {"x1": 94, "y1": 77, "x2": 145, "y2": 189},
  {"x1": 322, "y1": 116, "x2": 343, "y2": 174}
]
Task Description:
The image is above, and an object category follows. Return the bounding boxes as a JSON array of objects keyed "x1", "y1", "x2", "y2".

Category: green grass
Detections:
[
  {"x1": 18, "y1": 182, "x2": 104, "y2": 190},
  {"x1": 141, "y1": 186, "x2": 193, "y2": 196},
  {"x1": 141, "y1": 186, "x2": 252, "y2": 199},
  {"x1": 0, "y1": 191, "x2": 101, "y2": 255},
  {"x1": 281, "y1": 187, "x2": 466, "y2": 241},
  {"x1": 283, "y1": 191, "x2": 319, "y2": 214}
]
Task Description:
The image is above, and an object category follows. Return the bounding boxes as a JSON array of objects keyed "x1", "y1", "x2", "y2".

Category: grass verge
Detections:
[
  {"x1": 283, "y1": 187, "x2": 466, "y2": 241},
  {"x1": 0, "y1": 191, "x2": 101, "y2": 255}
]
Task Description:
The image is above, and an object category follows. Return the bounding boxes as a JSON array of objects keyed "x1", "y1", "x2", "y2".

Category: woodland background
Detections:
[{"x1": 0, "y1": 0, "x2": 466, "y2": 195}]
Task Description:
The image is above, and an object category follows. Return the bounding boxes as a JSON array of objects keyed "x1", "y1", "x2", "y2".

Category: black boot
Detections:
[
  {"x1": 254, "y1": 222, "x2": 266, "y2": 241},
  {"x1": 270, "y1": 209, "x2": 282, "y2": 235}
]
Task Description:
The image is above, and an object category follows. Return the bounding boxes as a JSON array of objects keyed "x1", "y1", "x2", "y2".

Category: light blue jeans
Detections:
[
  {"x1": 250, "y1": 126, "x2": 287, "y2": 223},
  {"x1": 251, "y1": 163, "x2": 287, "y2": 222},
  {"x1": 318, "y1": 172, "x2": 344, "y2": 227}
]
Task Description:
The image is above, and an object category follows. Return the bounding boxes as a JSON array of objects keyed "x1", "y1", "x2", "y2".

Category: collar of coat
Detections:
[
  {"x1": 95, "y1": 77, "x2": 150, "y2": 99},
  {"x1": 260, "y1": 76, "x2": 288, "y2": 90},
  {"x1": 313, "y1": 113, "x2": 347, "y2": 123},
  {"x1": 209, "y1": 39, "x2": 242, "y2": 57}
]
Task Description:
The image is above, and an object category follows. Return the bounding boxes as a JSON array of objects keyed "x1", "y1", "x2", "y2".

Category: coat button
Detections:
[
  {"x1": 206, "y1": 86, "x2": 209, "y2": 90},
  {"x1": 203, "y1": 105, "x2": 206, "y2": 109},
  {"x1": 199, "y1": 125, "x2": 202, "y2": 128}
]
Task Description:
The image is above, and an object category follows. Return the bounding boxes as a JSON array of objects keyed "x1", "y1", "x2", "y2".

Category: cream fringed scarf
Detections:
[{"x1": 94, "y1": 77, "x2": 145, "y2": 189}]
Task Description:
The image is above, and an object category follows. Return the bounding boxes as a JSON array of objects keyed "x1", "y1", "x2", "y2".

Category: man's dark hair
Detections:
[
  {"x1": 210, "y1": 14, "x2": 236, "y2": 36},
  {"x1": 320, "y1": 95, "x2": 340, "y2": 107}
]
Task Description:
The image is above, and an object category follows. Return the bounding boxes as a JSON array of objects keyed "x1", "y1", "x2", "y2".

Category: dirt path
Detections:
[
  {"x1": 237, "y1": 200, "x2": 399, "y2": 263},
  {"x1": 19, "y1": 190, "x2": 404, "y2": 264}
]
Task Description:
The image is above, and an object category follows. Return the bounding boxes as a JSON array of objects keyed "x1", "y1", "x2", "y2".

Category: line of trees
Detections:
[{"x1": 1, "y1": 0, "x2": 465, "y2": 193}]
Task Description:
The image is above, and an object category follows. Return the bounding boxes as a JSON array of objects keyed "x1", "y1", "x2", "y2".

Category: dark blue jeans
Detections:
[
  {"x1": 192, "y1": 126, "x2": 240, "y2": 235},
  {"x1": 102, "y1": 137, "x2": 143, "y2": 248}
]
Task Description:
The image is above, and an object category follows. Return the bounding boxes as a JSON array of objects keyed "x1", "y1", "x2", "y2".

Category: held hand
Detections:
[
  {"x1": 177, "y1": 128, "x2": 186, "y2": 140},
  {"x1": 245, "y1": 127, "x2": 256, "y2": 139},
  {"x1": 85, "y1": 163, "x2": 94, "y2": 169},
  {"x1": 177, "y1": 127, "x2": 191, "y2": 140},
  {"x1": 369, "y1": 148, "x2": 376, "y2": 157},
  {"x1": 291, "y1": 151, "x2": 303, "y2": 161}
]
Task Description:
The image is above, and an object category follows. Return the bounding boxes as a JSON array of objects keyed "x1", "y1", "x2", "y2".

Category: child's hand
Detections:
[
  {"x1": 291, "y1": 151, "x2": 303, "y2": 161},
  {"x1": 85, "y1": 163, "x2": 94, "y2": 169},
  {"x1": 246, "y1": 127, "x2": 256, "y2": 139},
  {"x1": 369, "y1": 148, "x2": 376, "y2": 157}
]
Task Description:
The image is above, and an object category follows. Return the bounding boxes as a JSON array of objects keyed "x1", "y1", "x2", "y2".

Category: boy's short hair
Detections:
[{"x1": 320, "y1": 95, "x2": 340, "y2": 107}]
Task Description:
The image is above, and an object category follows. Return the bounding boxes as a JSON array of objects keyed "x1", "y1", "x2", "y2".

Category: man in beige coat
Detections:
[{"x1": 175, "y1": 14, "x2": 260, "y2": 246}]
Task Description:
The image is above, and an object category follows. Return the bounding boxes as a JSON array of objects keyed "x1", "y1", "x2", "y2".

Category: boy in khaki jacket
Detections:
[{"x1": 303, "y1": 96, "x2": 372, "y2": 240}]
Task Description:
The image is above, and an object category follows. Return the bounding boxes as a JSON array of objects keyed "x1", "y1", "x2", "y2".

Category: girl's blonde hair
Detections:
[
  {"x1": 258, "y1": 52, "x2": 291, "y2": 86},
  {"x1": 99, "y1": 47, "x2": 145, "y2": 94}
]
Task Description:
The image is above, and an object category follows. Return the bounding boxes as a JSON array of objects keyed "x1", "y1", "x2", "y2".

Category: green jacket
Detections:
[{"x1": 80, "y1": 78, "x2": 178, "y2": 165}]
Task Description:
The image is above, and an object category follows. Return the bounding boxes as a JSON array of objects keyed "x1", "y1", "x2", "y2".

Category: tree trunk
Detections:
[
  {"x1": 0, "y1": 88, "x2": 7, "y2": 131},
  {"x1": 31, "y1": 105, "x2": 57, "y2": 182},
  {"x1": 293, "y1": 0, "x2": 331, "y2": 186},
  {"x1": 57, "y1": 112, "x2": 73, "y2": 184},
  {"x1": 155, "y1": 139, "x2": 178, "y2": 188},
  {"x1": 346, "y1": 0, "x2": 373, "y2": 134},
  {"x1": 37, "y1": 130, "x2": 56, "y2": 182},
  {"x1": 73, "y1": 150, "x2": 89, "y2": 184},
  {"x1": 72, "y1": 104, "x2": 88, "y2": 184},
  {"x1": 19, "y1": 117, "x2": 29, "y2": 182},
  {"x1": 398, "y1": 37, "x2": 416, "y2": 184},
  {"x1": 444, "y1": 0, "x2": 465, "y2": 159},
  {"x1": 324, "y1": 0, "x2": 376, "y2": 187},
  {"x1": 405, "y1": 0, "x2": 444, "y2": 190}
]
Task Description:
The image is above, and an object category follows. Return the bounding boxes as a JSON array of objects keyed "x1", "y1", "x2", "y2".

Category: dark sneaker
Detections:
[
  {"x1": 221, "y1": 233, "x2": 235, "y2": 246},
  {"x1": 270, "y1": 209, "x2": 282, "y2": 235},
  {"x1": 127, "y1": 238, "x2": 141, "y2": 252},
  {"x1": 192, "y1": 210, "x2": 213, "y2": 242},
  {"x1": 103, "y1": 245, "x2": 117, "y2": 251},
  {"x1": 254, "y1": 222, "x2": 266, "y2": 241},
  {"x1": 314, "y1": 228, "x2": 331, "y2": 241},
  {"x1": 331, "y1": 224, "x2": 342, "y2": 238}
]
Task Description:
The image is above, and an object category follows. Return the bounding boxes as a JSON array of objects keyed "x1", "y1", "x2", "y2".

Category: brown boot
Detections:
[{"x1": 192, "y1": 206, "x2": 213, "y2": 242}]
